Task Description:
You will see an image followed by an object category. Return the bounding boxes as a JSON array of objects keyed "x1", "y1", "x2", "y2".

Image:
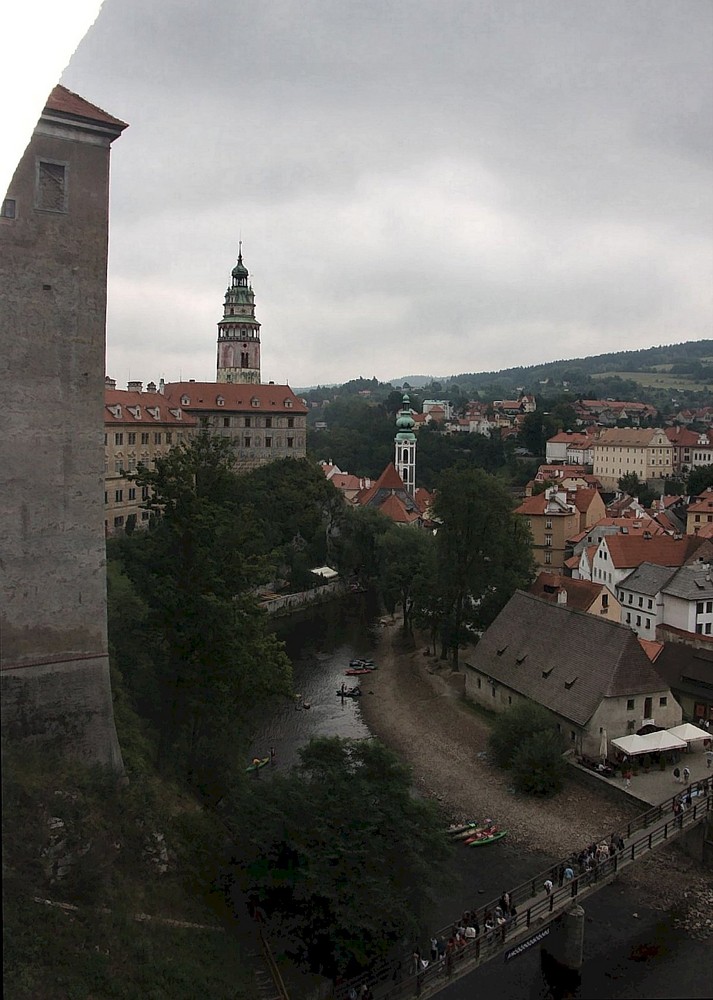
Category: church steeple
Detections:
[
  {"x1": 216, "y1": 243, "x2": 261, "y2": 384},
  {"x1": 394, "y1": 393, "x2": 416, "y2": 494}
]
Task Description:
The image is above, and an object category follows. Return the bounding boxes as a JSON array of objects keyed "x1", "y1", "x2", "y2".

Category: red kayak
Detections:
[{"x1": 345, "y1": 667, "x2": 375, "y2": 676}]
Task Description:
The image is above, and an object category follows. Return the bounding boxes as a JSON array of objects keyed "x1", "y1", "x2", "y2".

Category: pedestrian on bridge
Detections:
[
  {"x1": 544, "y1": 878, "x2": 553, "y2": 896},
  {"x1": 683, "y1": 765, "x2": 691, "y2": 784},
  {"x1": 706, "y1": 749, "x2": 713, "y2": 769}
]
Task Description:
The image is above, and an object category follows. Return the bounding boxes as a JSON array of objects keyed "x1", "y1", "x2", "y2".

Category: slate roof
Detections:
[
  {"x1": 661, "y1": 561, "x2": 713, "y2": 601},
  {"x1": 653, "y1": 644, "x2": 713, "y2": 699},
  {"x1": 465, "y1": 591, "x2": 669, "y2": 727},
  {"x1": 618, "y1": 562, "x2": 677, "y2": 596}
]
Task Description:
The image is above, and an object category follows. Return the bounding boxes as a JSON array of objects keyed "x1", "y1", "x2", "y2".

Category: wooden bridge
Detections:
[{"x1": 338, "y1": 778, "x2": 713, "y2": 1000}]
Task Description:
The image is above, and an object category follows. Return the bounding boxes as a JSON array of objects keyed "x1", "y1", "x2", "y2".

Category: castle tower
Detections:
[
  {"x1": 394, "y1": 393, "x2": 416, "y2": 494},
  {"x1": 216, "y1": 244, "x2": 261, "y2": 384}
]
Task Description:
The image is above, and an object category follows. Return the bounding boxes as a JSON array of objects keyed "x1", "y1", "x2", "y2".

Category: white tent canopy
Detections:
[
  {"x1": 666, "y1": 723, "x2": 710, "y2": 743},
  {"x1": 612, "y1": 731, "x2": 687, "y2": 757}
]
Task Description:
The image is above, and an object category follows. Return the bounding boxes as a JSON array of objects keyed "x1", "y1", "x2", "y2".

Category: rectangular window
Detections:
[
  {"x1": 697, "y1": 602, "x2": 704, "y2": 614},
  {"x1": 36, "y1": 160, "x2": 67, "y2": 212},
  {"x1": 636, "y1": 615, "x2": 641, "y2": 626},
  {"x1": 638, "y1": 596, "x2": 643, "y2": 607},
  {"x1": 245, "y1": 417, "x2": 251, "y2": 428},
  {"x1": 141, "y1": 510, "x2": 150, "y2": 521},
  {"x1": 128, "y1": 432, "x2": 136, "y2": 445},
  {"x1": 645, "y1": 619, "x2": 650, "y2": 629},
  {"x1": 113, "y1": 515, "x2": 124, "y2": 528},
  {"x1": 114, "y1": 432, "x2": 123, "y2": 445},
  {"x1": 265, "y1": 417, "x2": 272, "y2": 428},
  {"x1": 627, "y1": 698, "x2": 635, "y2": 710},
  {"x1": 602, "y1": 594, "x2": 608, "y2": 609},
  {"x1": 628, "y1": 594, "x2": 633, "y2": 604},
  {"x1": 696, "y1": 624, "x2": 703, "y2": 634},
  {"x1": 104, "y1": 491, "x2": 108, "y2": 505},
  {"x1": 544, "y1": 551, "x2": 552, "y2": 565},
  {"x1": 165, "y1": 432, "x2": 172, "y2": 444},
  {"x1": 1, "y1": 198, "x2": 16, "y2": 218},
  {"x1": 707, "y1": 601, "x2": 713, "y2": 614},
  {"x1": 287, "y1": 437, "x2": 294, "y2": 448},
  {"x1": 648, "y1": 599, "x2": 653, "y2": 610},
  {"x1": 265, "y1": 436, "x2": 272, "y2": 448},
  {"x1": 141, "y1": 486, "x2": 149, "y2": 500},
  {"x1": 245, "y1": 436, "x2": 251, "y2": 447},
  {"x1": 114, "y1": 460, "x2": 122, "y2": 474},
  {"x1": 545, "y1": 519, "x2": 552, "y2": 529},
  {"x1": 223, "y1": 417, "x2": 230, "y2": 427},
  {"x1": 128, "y1": 487, "x2": 136, "y2": 501},
  {"x1": 706, "y1": 623, "x2": 712, "y2": 635},
  {"x1": 115, "y1": 489, "x2": 123, "y2": 502},
  {"x1": 154, "y1": 433, "x2": 162, "y2": 445},
  {"x1": 287, "y1": 417, "x2": 294, "y2": 428},
  {"x1": 141, "y1": 432, "x2": 150, "y2": 445},
  {"x1": 544, "y1": 534, "x2": 552, "y2": 547},
  {"x1": 476, "y1": 678, "x2": 481, "y2": 689},
  {"x1": 570, "y1": 731, "x2": 576, "y2": 742},
  {"x1": 659, "y1": 696, "x2": 667, "y2": 707}
]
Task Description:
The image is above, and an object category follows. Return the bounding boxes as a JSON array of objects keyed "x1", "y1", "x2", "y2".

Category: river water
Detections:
[{"x1": 250, "y1": 598, "x2": 710, "y2": 998}]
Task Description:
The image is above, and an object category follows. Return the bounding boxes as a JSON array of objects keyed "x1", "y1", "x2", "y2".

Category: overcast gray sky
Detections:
[{"x1": 60, "y1": 0, "x2": 713, "y2": 389}]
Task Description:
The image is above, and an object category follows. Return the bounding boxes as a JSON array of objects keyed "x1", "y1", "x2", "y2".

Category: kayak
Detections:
[
  {"x1": 246, "y1": 756, "x2": 270, "y2": 773},
  {"x1": 466, "y1": 830, "x2": 508, "y2": 846},
  {"x1": 337, "y1": 687, "x2": 362, "y2": 698},
  {"x1": 449, "y1": 823, "x2": 482, "y2": 840},
  {"x1": 345, "y1": 667, "x2": 375, "y2": 676},
  {"x1": 349, "y1": 658, "x2": 377, "y2": 669}
]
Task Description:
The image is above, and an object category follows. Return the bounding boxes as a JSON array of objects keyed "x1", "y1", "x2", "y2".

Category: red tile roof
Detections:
[
  {"x1": 638, "y1": 638, "x2": 664, "y2": 662},
  {"x1": 603, "y1": 534, "x2": 704, "y2": 570},
  {"x1": 45, "y1": 84, "x2": 128, "y2": 130},
  {"x1": 105, "y1": 389, "x2": 197, "y2": 426},
  {"x1": 528, "y1": 572, "x2": 605, "y2": 612},
  {"x1": 163, "y1": 382, "x2": 307, "y2": 414},
  {"x1": 379, "y1": 493, "x2": 420, "y2": 524}
]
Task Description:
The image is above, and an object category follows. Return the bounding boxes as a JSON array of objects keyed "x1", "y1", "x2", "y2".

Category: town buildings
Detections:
[
  {"x1": 514, "y1": 487, "x2": 605, "y2": 571},
  {"x1": 1, "y1": 86, "x2": 127, "y2": 768},
  {"x1": 592, "y1": 428, "x2": 674, "y2": 490},
  {"x1": 216, "y1": 244, "x2": 261, "y2": 384}
]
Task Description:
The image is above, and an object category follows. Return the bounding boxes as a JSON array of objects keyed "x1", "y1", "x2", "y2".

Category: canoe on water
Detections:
[
  {"x1": 465, "y1": 830, "x2": 508, "y2": 846},
  {"x1": 246, "y1": 756, "x2": 270, "y2": 773}
]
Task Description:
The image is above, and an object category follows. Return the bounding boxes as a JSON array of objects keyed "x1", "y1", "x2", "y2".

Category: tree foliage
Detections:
[
  {"x1": 377, "y1": 526, "x2": 437, "y2": 630},
  {"x1": 433, "y1": 468, "x2": 535, "y2": 665},
  {"x1": 488, "y1": 702, "x2": 566, "y2": 797},
  {"x1": 688, "y1": 464, "x2": 713, "y2": 497},
  {"x1": 228, "y1": 737, "x2": 451, "y2": 978}
]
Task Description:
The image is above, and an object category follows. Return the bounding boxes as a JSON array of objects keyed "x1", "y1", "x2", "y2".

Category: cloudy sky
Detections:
[{"x1": 55, "y1": 0, "x2": 713, "y2": 388}]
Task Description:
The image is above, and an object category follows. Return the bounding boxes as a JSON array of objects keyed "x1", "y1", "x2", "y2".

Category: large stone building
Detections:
[
  {"x1": 104, "y1": 379, "x2": 197, "y2": 533},
  {"x1": 1, "y1": 86, "x2": 127, "y2": 769},
  {"x1": 161, "y1": 380, "x2": 307, "y2": 472},
  {"x1": 592, "y1": 427, "x2": 674, "y2": 490},
  {"x1": 514, "y1": 487, "x2": 605, "y2": 571}
]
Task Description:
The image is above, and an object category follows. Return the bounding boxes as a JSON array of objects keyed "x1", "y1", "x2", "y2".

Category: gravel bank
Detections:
[{"x1": 360, "y1": 621, "x2": 712, "y2": 936}]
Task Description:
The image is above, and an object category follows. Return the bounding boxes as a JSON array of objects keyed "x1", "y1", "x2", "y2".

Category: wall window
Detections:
[
  {"x1": 602, "y1": 594, "x2": 608, "y2": 609},
  {"x1": 141, "y1": 510, "x2": 150, "y2": 521},
  {"x1": 104, "y1": 491, "x2": 108, "y2": 504},
  {"x1": 659, "y1": 696, "x2": 667, "y2": 707},
  {"x1": 707, "y1": 601, "x2": 713, "y2": 614},
  {"x1": 128, "y1": 432, "x2": 136, "y2": 445},
  {"x1": 114, "y1": 432, "x2": 123, "y2": 445},
  {"x1": 154, "y1": 433, "x2": 162, "y2": 444},
  {"x1": 113, "y1": 516, "x2": 124, "y2": 528},
  {"x1": 141, "y1": 486, "x2": 149, "y2": 500},
  {"x1": 128, "y1": 487, "x2": 136, "y2": 501},
  {"x1": 476, "y1": 678, "x2": 481, "y2": 689},
  {"x1": 287, "y1": 437, "x2": 294, "y2": 448},
  {"x1": 165, "y1": 432, "x2": 172, "y2": 444},
  {"x1": 638, "y1": 596, "x2": 643, "y2": 607},
  {"x1": 244, "y1": 436, "x2": 251, "y2": 447},
  {"x1": 628, "y1": 594, "x2": 633, "y2": 604},
  {"x1": 636, "y1": 615, "x2": 641, "y2": 626},
  {"x1": 244, "y1": 417, "x2": 251, "y2": 428},
  {"x1": 265, "y1": 436, "x2": 272, "y2": 448},
  {"x1": 287, "y1": 417, "x2": 294, "y2": 428},
  {"x1": 625, "y1": 612, "x2": 631, "y2": 623},
  {"x1": 647, "y1": 599, "x2": 653, "y2": 609},
  {"x1": 544, "y1": 551, "x2": 552, "y2": 565},
  {"x1": 115, "y1": 489, "x2": 123, "y2": 502},
  {"x1": 1, "y1": 198, "x2": 16, "y2": 218},
  {"x1": 545, "y1": 519, "x2": 552, "y2": 529},
  {"x1": 141, "y1": 432, "x2": 149, "y2": 444},
  {"x1": 627, "y1": 698, "x2": 635, "y2": 710},
  {"x1": 570, "y1": 731, "x2": 576, "y2": 742},
  {"x1": 696, "y1": 624, "x2": 703, "y2": 634},
  {"x1": 36, "y1": 160, "x2": 67, "y2": 212},
  {"x1": 223, "y1": 417, "x2": 230, "y2": 427},
  {"x1": 544, "y1": 534, "x2": 552, "y2": 547},
  {"x1": 265, "y1": 417, "x2": 272, "y2": 428}
]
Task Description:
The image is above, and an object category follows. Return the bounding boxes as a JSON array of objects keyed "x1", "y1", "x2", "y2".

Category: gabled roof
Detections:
[
  {"x1": 638, "y1": 638, "x2": 664, "y2": 662},
  {"x1": 163, "y1": 382, "x2": 307, "y2": 413},
  {"x1": 528, "y1": 572, "x2": 605, "y2": 612},
  {"x1": 569, "y1": 488, "x2": 601, "y2": 513},
  {"x1": 653, "y1": 643, "x2": 713, "y2": 695},
  {"x1": 688, "y1": 489, "x2": 713, "y2": 513},
  {"x1": 594, "y1": 427, "x2": 668, "y2": 447},
  {"x1": 618, "y1": 562, "x2": 677, "y2": 595},
  {"x1": 379, "y1": 493, "x2": 421, "y2": 524},
  {"x1": 602, "y1": 534, "x2": 703, "y2": 570},
  {"x1": 661, "y1": 561, "x2": 713, "y2": 601},
  {"x1": 465, "y1": 591, "x2": 669, "y2": 727},
  {"x1": 515, "y1": 492, "x2": 576, "y2": 516},
  {"x1": 45, "y1": 84, "x2": 128, "y2": 131}
]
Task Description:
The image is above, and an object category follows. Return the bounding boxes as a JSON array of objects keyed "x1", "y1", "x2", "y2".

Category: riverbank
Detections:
[{"x1": 360, "y1": 622, "x2": 712, "y2": 939}]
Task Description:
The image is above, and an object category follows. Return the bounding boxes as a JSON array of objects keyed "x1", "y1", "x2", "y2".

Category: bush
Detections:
[
  {"x1": 510, "y1": 730, "x2": 567, "y2": 797},
  {"x1": 488, "y1": 701, "x2": 559, "y2": 769}
]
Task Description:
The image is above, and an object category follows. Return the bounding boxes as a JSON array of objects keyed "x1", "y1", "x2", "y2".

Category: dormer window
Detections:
[
  {"x1": 251, "y1": 397, "x2": 260, "y2": 408},
  {"x1": 217, "y1": 396, "x2": 225, "y2": 406},
  {"x1": 181, "y1": 395, "x2": 190, "y2": 406},
  {"x1": 285, "y1": 399, "x2": 293, "y2": 408}
]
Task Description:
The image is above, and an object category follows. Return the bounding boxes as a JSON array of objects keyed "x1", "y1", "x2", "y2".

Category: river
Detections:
[{"x1": 250, "y1": 598, "x2": 711, "y2": 998}]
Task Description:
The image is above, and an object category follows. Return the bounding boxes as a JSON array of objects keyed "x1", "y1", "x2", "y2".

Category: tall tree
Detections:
[
  {"x1": 433, "y1": 467, "x2": 535, "y2": 667},
  {"x1": 230, "y1": 737, "x2": 451, "y2": 978},
  {"x1": 377, "y1": 526, "x2": 437, "y2": 631}
]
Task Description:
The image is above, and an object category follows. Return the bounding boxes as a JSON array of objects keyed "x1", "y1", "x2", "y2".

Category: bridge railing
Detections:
[{"x1": 336, "y1": 777, "x2": 712, "y2": 1000}]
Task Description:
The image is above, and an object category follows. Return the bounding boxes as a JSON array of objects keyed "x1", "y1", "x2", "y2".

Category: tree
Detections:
[
  {"x1": 518, "y1": 411, "x2": 559, "y2": 456},
  {"x1": 377, "y1": 526, "x2": 437, "y2": 631},
  {"x1": 433, "y1": 468, "x2": 536, "y2": 667},
  {"x1": 123, "y1": 432, "x2": 292, "y2": 793},
  {"x1": 688, "y1": 464, "x2": 713, "y2": 497},
  {"x1": 617, "y1": 472, "x2": 656, "y2": 508},
  {"x1": 229, "y1": 737, "x2": 451, "y2": 978},
  {"x1": 488, "y1": 702, "x2": 566, "y2": 797}
]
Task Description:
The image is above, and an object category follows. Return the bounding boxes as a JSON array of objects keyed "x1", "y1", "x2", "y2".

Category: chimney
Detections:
[
  {"x1": 127, "y1": 380, "x2": 143, "y2": 393},
  {"x1": 104, "y1": 376, "x2": 116, "y2": 390},
  {"x1": 146, "y1": 381, "x2": 157, "y2": 393},
  {"x1": 158, "y1": 378, "x2": 165, "y2": 394},
  {"x1": 557, "y1": 588, "x2": 567, "y2": 605}
]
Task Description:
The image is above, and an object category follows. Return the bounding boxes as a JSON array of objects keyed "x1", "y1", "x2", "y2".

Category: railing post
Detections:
[
  {"x1": 664, "y1": 821, "x2": 668, "y2": 839},
  {"x1": 526, "y1": 908, "x2": 531, "y2": 928},
  {"x1": 648, "y1": 832, "x2": 652, "y2": 850}
]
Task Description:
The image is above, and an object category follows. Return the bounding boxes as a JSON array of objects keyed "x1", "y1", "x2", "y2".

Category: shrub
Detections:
[
  {"x1": 488, "y1": 701, "x2": 559, "y2": 769},
  {"x1": 510, "y1": 729, "x2": 567, "y2": 796}
]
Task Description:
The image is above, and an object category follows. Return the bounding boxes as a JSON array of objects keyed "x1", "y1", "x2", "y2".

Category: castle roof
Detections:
[{"x1": 163, "y1": 382, "x2": 307, "y2": 414}]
